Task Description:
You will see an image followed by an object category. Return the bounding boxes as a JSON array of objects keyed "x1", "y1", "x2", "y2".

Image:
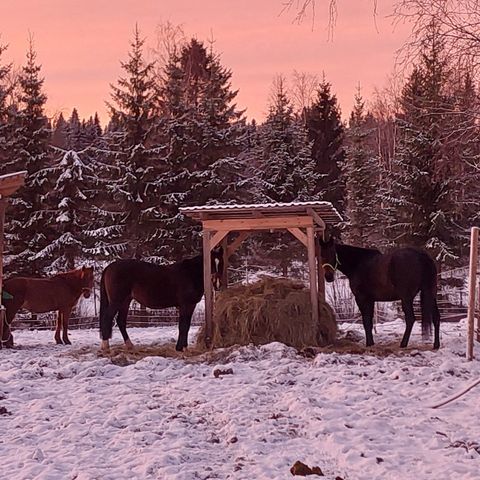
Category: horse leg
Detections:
[
  {"x1": 61, "y1": 307, "x2": 73, "y2": 345},
  {"x1": 357, "y1": 298, "x2": 375, "y2": 347},
  {"x1": 116, "y1": 299, "x2": 133, "y2": 350},
  {"x1": 2, "y1": 301, "x2": 20, "y2": 349},
  {"x1": 55, "y1": 311, "x2": 63, "y2": 344},
  {"x1": 400, "y1": 298, "x2": 416, "y2": 348},
  {"x1": 100, "y1": 302, "x2": 121, "y2": 352},
  {"x1": 176, "y1": 303, "x2": 196, "y2": 352}
]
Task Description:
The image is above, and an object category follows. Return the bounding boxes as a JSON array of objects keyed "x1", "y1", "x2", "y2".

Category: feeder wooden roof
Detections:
[
  {"x1": 180, "y1": 201, "x2": 342, "y2": 224},
  {"x1": 0, "y1": 171, "x2": 27, "y2": 198}
]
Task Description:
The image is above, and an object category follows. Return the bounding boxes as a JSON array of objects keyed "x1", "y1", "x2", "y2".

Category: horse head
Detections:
[
  {"x1": 211, "y1": 247, "x2": 224, "y2": 291},
  {"x1": 80, "y1": 266, "x2": 94, "y2": 298},
  {"x1": 318, "y1": 234, "x2": 338, "y2": 283}
]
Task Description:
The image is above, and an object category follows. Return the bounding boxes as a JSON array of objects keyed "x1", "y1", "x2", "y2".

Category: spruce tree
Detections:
[
  {"x1": 382, "y1": 24, "x2": 460, "y2": 264},
  {"x1": 100, "y1": 26, "x2": 161, "y2": 260},
  {"x1": 304, "y1": 78, "x2": 346, "y2": 214},
  {"x1": 251, "y1": 77, "x2": 316, "y2": 275},
  {"x1": 155, "y1": 38, "x2": 247, "y2": 260},
  {"x1": 33, "y1": 149, "x2": 98, "y2": 270},
  {"x1": 254, "y1": 77, "x2": 316, "y2": 203},
  {"x1": 343, "y1": 89, "x2": 381, "y2": 246},
  {"x1": 6, "y1": 41, "x2": 52, "y2": 275},
  {"x1": 51, "y1": 113, "x2": 68, "y2": 148}
]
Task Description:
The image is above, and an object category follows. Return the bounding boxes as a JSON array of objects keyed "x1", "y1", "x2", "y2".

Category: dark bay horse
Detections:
[
  {"x1": 99, "y1": 249, "x2": 224, "y2": 352},
  {"x1": 319, "y1": 237, "x2": 440, "y2": 349},
  {"x1": 1, "y1": 266, "x2": 94, "y2": 348}
]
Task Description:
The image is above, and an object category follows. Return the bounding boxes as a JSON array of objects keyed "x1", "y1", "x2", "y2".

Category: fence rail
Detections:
[{"x1": 12, "y1": 308, "x2": 205, "y2": 331}]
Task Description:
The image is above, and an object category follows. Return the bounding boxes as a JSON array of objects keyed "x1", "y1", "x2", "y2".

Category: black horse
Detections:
[
  {"x1": 319, "y1": 237, "x2": 440, "y2": 349},
  {"x1": 99, "y1": 249, "x2": 224, "y2": 352}
]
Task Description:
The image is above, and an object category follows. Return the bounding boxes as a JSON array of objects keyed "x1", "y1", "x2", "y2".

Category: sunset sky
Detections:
[{"x1": 1, "y1": 0, "x2": 411, "y2": 126}]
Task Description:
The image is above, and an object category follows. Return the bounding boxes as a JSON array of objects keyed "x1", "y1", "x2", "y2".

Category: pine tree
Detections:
[
  {"x1": 51, "y1": 113, "x2": 68, "y2": 148},
  {"x1": 251, "y1": 77, "x2": 316, "y2": 275},
  {"x1": 66, "y1": 108, "x2": 83, "y2": 149},
  {"x1": 99, "y1": 26, "x2": 162, "y2": 260},
  {"x1": 255, "y1": 76, "x2": 315, "y2": 203},
  {"x1": 6, "y1": 41, "x2": 52, "y2": 275},
  {"x1": 343, "y1": 89, "x2": 381, "y2": 246},
  {"x1": 32, "y1": 149, "x2": 99, "y2": 270},
  {"x1": 155, "y1": 38, "x2": 248, "y2": 260},
  {"x1": 304, "y1": 78, "x2": 346, "y2": 214}
]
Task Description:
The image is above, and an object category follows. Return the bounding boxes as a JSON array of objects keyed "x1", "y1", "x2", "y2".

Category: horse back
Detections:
[
  {"x1": 351, "y1": 247, "x2": 436, "y2": 301},
  {"x1": 4, "y1": 276, "x2": 81, "y2": 313},
  {"x1": 382, "y1": 247, "x2": 437, "y2": 299}
]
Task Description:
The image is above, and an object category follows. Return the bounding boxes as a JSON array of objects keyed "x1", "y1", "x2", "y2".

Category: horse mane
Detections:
[{"x1": 52, "y1": 268, "x2": 83, "y2": 279}]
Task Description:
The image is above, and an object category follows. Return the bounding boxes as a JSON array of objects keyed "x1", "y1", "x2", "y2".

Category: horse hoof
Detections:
[
  {"x1": 55, "y1": 339, "x2": 63, "y2": 345},
  {"x1": 175, "y1": 344, "x2": 184, "y2": 352},
  {"x1": 100, "y1": 340, "x2": 110, "y2": 352},
  {"x1": 124, "y1": 339, "x2": 134, "y2": 351},
  {"x1": 63, "y1": 339, "x2": 72, "y2": 345}
]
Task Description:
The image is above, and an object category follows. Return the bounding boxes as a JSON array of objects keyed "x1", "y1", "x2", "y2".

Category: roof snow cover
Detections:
[{"x1": 180, "y1": 201, "x2": 342, "y2": 224}]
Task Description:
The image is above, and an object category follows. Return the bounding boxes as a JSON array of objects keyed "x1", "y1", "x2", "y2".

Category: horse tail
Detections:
[
  {"x1": 420, "y1": 253, "x2": 439, "y2": 339},
  {"x1": 99, "y1": 269, "x2": 112, "y2": 340}
]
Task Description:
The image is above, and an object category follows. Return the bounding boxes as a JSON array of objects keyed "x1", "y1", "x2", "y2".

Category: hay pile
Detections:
[{"x1": 196, "y1": 276, "x2": 337, "y2": 350}]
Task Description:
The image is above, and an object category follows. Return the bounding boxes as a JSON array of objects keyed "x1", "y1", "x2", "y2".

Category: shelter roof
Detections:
[
  {"x1": 180, "y1": 201, "x2": 342, "y2": 224},
  {"x1": 0, "y1": 171, "x2": 27, "y2": 197}
]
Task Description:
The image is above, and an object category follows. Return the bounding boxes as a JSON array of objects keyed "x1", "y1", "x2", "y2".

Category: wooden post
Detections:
[
  {"x1": 477, "y1": 273, "x2": 480, "y2": 343},
  {"x1": 307, "y1": 226, "x2": 319, "y2": 325},
  {"x1": 221, "y1": 236, "x2": 228, "y2": 291},
  {"x1": 203, "y1": 230, "x2": 213, "y2": 348},
  {"x1": 315, "y1": 234, "x2": 325, "y2": 302},
  {"x1": 0, "y1": 198, "x2": 6, "y2": 343},
  {"x1": 466, "y1": 227, "x2": 479, "y2": 361}
]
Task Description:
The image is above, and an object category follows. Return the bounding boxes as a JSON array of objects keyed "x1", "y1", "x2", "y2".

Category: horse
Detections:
[
  {"x1": 99, "y1": 248, "x2": 224, "y2": 352},
  {"x1": 318, "y1": 237, "x2": 441, "y2": 350},
  {"x1": 1, "y1": 266, "x2": 94, "y2": 348}
]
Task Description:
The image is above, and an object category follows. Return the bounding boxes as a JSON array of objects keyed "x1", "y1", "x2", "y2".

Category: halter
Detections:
[{"x1": 322, "y1": 253, "x2": 341, "y2": 272}]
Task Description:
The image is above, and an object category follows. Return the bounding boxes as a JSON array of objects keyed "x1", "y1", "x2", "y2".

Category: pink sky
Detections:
[{"x1": 1, "y1": 0, "x2": 411, "y2": 126}]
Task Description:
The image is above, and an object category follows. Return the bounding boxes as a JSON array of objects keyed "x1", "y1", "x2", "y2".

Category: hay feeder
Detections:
[{"x1": 196, "y1": 276, "x2": 337, "y2": 349}]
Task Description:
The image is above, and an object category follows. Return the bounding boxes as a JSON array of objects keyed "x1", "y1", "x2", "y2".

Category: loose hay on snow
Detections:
[{"x1": 196, "y1": 276, "x2": 337, "y2": 349}]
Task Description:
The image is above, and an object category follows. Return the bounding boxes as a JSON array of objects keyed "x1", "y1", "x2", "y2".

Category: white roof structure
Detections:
[{"x1": 180, "y1": 201, "x2": 342, "y2": 224}]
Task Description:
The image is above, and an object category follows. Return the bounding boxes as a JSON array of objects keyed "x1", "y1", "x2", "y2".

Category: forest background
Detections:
[{"x1": 1, "y1": 0, "x2": 479, "y2": 279}]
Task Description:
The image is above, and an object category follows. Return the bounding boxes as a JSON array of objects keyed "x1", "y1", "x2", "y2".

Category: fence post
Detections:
[{"x1": 466, "y1": 227, "x2": 479, "y2": 361}]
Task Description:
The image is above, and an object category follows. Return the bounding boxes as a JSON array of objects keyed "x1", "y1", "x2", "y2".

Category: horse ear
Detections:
[{"x1": 213, "y1": 246, "x2": 223, "y2": 255}]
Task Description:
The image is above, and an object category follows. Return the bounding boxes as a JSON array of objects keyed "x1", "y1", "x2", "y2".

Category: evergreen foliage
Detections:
[
  {"x1": 101, "y1": 26, "x2": 162, "y2": 260},
  {"x1": 304, "y1": 78, "x2": 346, "y2": 214},
  {"x1": 382, "y1": 23, "x2": 472, "y2": 264},
  {"x1": 155, "y1": 38, "x2": 247, "y2": 260},
  {"x1": 6, "y1": 41, "x2": 52, "y2": 275},
  {"x1": 343, "y1": 90, "x2": 381, "y2": 246}
]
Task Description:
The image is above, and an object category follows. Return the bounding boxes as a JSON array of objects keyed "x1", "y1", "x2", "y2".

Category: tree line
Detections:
[{"x1": 0, "y1": 23, "x2": 478, "y2": 278}]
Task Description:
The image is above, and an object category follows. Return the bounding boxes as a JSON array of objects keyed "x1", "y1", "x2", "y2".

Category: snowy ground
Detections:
[{"x1": 1, "y1": 320, "x2": 480, "y2": 480}]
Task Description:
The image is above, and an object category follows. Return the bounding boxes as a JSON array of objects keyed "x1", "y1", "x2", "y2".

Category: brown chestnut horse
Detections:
[{"x1": 1, "y1": 266, "x2": 94, "y2": 348}]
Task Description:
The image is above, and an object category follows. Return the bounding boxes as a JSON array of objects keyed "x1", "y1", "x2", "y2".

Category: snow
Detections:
[{"x1": 1, "y1": 320, "x2": 479, "y2": 480}]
